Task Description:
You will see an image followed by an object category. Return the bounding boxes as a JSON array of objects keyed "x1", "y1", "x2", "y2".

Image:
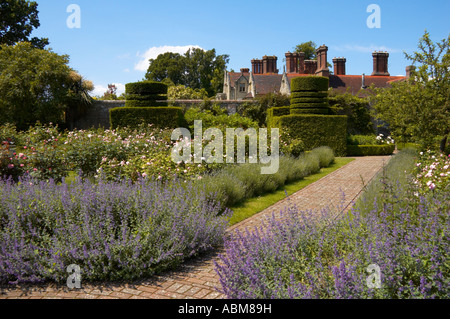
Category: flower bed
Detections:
[
  {"x1": 0, "y1": 177, "x2": 230, "y2": 285},
  {"x1": 215, "y1": 150, "x2": 449, "y2": 299}
]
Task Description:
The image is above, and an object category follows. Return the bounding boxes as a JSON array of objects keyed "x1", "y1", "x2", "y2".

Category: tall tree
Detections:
[
  {"x1": 145, "y1": 48, "x2": 229, "y2": 97},
  {"x1": 0, "y1": 0, "x2": 49, "y2": 49},
  {"x1": 294, "y1": 41, "x2": 317, "y2": 60},
  {"x1": 0, "y1": 42, "x2": 92, "y2": 129},
  {"x1": 145, "y1": 52, "x2": 185, "y2": 85},
  {"x1": 371, "y1": 31, "x2": 449, "y2": 152}
]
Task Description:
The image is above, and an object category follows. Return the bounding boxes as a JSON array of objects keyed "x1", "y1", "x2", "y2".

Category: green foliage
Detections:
[
  {"x1": 124, "y1": 100, "x2": 168, "y2": 107},
  {"x1": 291, "y1": 97, "x2": 329, "y2": 104},
  {"x1": 290, "y1": 108, "x2": 330, "y2": 115},
  {"x1": 184, "y1": 106, "x2": 258, "y2": 133},
  {"x1": 168, "y1": 85, "x2": 209, "y2": 100},
  {"x1": 0, "y1": 42, "x2": 73, "y2": 130},
  {"x1": 125, "y1": 94, "x2": 168, "y2": 101},
  {"x1": 0, "y1": 0, "x2": 49, "y2": 49},
  {"x1": 329, "y1": 90, "x2": 375, "y2": 135},
  {"x1": 370, "y1": 30, "x2": 449, "y2": 152},
  {"x1": 110, "y1": 107, "x2": 184, "y2": 129},
  {"x1": 290, "y1": 76, "x2": 329, "y2": 92},
  {"x1": 238, "y1": 92, "x2": 290, "y2": 127},
  {"x1": 290, "y1": 77, "x2": 330, "y2": 115},
  {"x1": 293, "y1": 41, "x2": 317, "y2": 60},
  {"x1": 125, "y1": 81, "x2": 168, "y2": 95},
  {"x1": 291, "y1": 102, "x2": 330, "y2": 109},
  {"x1": 197, "y1": 147, "x2": 335, "y2": 209},
  {"x1": 64, "y1": 71, "x2": 94, "y2": 129},
  {"x1": 347, "y1": 145, "x2": 395, "y2": 156},
  {"x1": 266, "y1": 107, "x2": 290, "y2": 128},
  {"x1": 270, "y1": 114, "x2": 348, "y2": 156},
  {"x1": 281, "y1": 138, "x2": 305, "y2": 158},
  {"x1": 291, "y1": 92, "x2": 328, "y2": 99},
  {"x1": 145, "y1": 48, "x2": 229, "y2": 97}
]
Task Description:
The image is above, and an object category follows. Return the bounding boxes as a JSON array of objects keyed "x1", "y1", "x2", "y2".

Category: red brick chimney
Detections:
[
  {"x1": 304, "y1": 60, "x2": 317, "y2": 74},
  {"x1": 285, "y1": 52, "x2": 305, "y2": 74},
  {"x1": 371, "y1": 51, "x2": 390, "y2": 76},
  {"x1": 240, "y1": 68, "x2": 250, "y2": 75},
  {"x1": 332, "y1": 57, "x2": 346, "y2": 75},
  {"x1": 251, "y1": 59, "x2": 263, "y2": 74},
  {"x1": 262, "y1": 55, "x2": 278, "y2": 74},
  {"x1": 285, "y1": 52, "x2": 294, "y2": 73},
  {"x1": 315, "y1": 45, "x2": 329, "y2": 77},
  {"x1": 295, "y1": 52, "x2": 305, "y2": 74}
]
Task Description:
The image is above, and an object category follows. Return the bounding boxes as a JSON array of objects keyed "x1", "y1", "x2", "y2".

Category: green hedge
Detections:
[
  {"x1": 125, "y1": 100, "x2": 169, "y2": 107},
  {"x1": 266, "y1": 107, "x2": 290, "y2": 127},
  {"x1": 291, "y1": 102, "x2": 330, "y2": 109},
  {"x1": 291, "y1": 76, "x2": 329, "y2": 92},
  {"x1": 269, "y1": 114, "x2": 347, "y2": 156},
  {"x1": 110, "y1": 107, "x2": 184, "y2": 129},
  {"x1": 125, "y1": 81, "x2": 168, "y2": 95},
  {"x1": 290, "y1": 108, "x2": 330, "y2": 115},
  {"x1": 291, "y1": 92, "x2": 328, "y2": 99},
  {"x1": 347, "y1": 144, "x2": 395, "y2": 156},
  {"x1": 125, "y1": 94, "x2": 168, "y2": 101},
  {"x1": 291, "y1": 97, "x2": 329, "y2": 104}
]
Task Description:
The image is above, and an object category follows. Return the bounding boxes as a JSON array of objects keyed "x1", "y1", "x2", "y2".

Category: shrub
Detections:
[
  {"x1": 291, "y1": 97, "x2": 329, "y2": 104},
  {"x1": 270, "y1": 114, "x2": 348, "y2": 156},
  {"x1": 125, "y1": 81, "x2": 168, "y2": 95},
  {"x1": 281, "y1": 139, "x2": 305, "y2": 158},
  {"x1": 291, "y1": 92, "x2": 328, "y2": 99},
  {"x1": 346, "y1": 145, "x2": 395, "y2": 156},
  {"x1": 215, "y1": 191, "x2": 449, "y2": 299},
  {"x1": 125, "y1": 94, "x2": 168, "y2": 101},
  {"x1": 290, "y1": 108, "x2": 330, "y2": 115},
  {"x1": 266, "y1": 107, "x2": 290, "y2": 128},
  {"x1": 196, "y1": 147, "x2": 335, "y2": 210},
  {"x1": 110, "y1": 107, "x2": 184, "y2": 129},
  {"x1": 290, "y1": 76, "x2": 329, "y2": 92},
  {"x1": 215, "y1": 150, "x2": 449, "y2": 298},
  {"x1": 0, "y1": 177, "x2": 230, "y2": 284},
  {"x1": 329, "y1": 90, "x2": 375, "y2": 135},
  {"x1": 124, "y1": 100, "x2": 168, "y2": 107}
]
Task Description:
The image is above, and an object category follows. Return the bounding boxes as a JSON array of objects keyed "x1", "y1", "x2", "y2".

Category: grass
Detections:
[{"x1": 228, "y1": 157, "x2": 355, "y2": 226}]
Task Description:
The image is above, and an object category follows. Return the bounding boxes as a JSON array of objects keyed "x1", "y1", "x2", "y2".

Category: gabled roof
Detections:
[{"x1": 226, "y1": 72, "x2": 407, "y2": 96}]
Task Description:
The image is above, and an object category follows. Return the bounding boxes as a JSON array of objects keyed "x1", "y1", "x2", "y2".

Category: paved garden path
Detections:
[{"x1": 0, "y1": 155, "x2": 391, "y2": 299}]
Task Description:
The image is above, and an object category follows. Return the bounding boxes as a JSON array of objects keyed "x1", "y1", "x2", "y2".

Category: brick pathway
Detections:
[{"x1": 0, "y1": 155, "x2": 391, "y2": 299}]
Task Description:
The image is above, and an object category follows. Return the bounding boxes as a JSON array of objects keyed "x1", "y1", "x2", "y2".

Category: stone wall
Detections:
[
  {"x1": 73, "y1": 100, "x2": 125, "y2": 130},
  {"x1": 73, "y1": 99, "x2": 257, "y2": 130}
]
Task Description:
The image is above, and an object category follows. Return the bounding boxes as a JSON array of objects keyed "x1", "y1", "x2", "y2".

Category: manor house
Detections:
[{"x1": 219, "y1": 45, "x2": 411, "y2": 100}]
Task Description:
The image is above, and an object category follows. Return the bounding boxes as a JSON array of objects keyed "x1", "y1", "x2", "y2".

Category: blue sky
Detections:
[{"x1": 31, "y1": 0, "x2": 450, "y2": 96}]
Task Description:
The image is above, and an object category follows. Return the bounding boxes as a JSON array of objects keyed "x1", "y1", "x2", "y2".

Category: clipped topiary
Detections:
[
  {"x1": 125, "y1": 81, "x2": 168, "y2": 107},
  {"x1": 125, "y1": 81, "x2": 168, "y2": 95},
  {"x1": 290, "y1": 108, "x2": 330, "y2": 115},
  {"x1": 110, "y1": 81, "x2": 179, "y2": 128},
  {"x1": 290, "y1": 76, "x2": 329, "y2": 92},
  {"x1": 291, "y1": 91, "x2": 328, "y2": 99},
  {"x1": 290, "y1": 76, "x2": 330, "y2": 115}
]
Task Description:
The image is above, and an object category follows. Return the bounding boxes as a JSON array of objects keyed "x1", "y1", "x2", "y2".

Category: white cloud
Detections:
[
  {"x1": 92, "y1": 83, "x2": 125, "y2": 97},
  {"x1": 134, "y1": 45, "x2": 203, "y2": 72},
  {"x1": 331, "y1": 44, "x2": 401, "y2": 53}
]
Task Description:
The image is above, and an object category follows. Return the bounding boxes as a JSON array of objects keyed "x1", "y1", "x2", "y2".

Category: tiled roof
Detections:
[
  {"x1": 227, "y1": 72, "x2": 407, "y2": 96},
  {"x1": 328, "y1": 75, "x2": 407, "y2": 95}
]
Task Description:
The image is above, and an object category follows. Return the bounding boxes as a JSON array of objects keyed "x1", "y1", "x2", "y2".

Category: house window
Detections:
[{"x1": 239, "y1": 83, "x2": 246, "y2": 92}]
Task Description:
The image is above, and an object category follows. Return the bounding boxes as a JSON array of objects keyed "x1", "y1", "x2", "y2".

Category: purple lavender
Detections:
[{"x1": 0, "y1": 176, "x2": 230, "y2": 285}]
